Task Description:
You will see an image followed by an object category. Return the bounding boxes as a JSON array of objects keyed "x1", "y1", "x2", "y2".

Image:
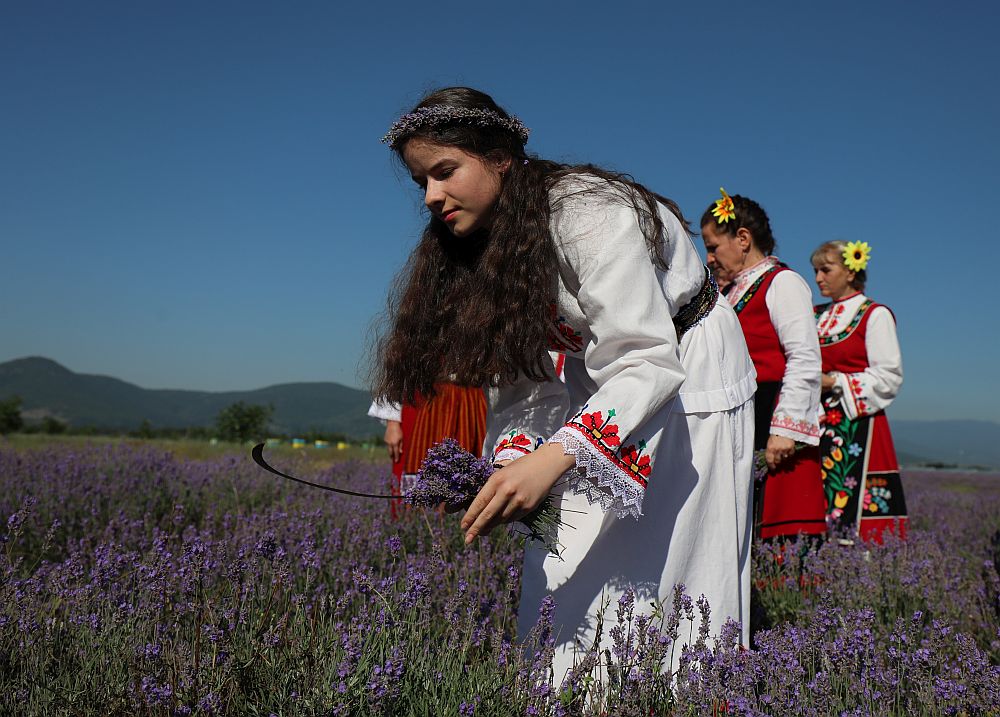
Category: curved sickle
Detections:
[{"x1": 251, "y1": 443, "x2": 396, "y2": 499}]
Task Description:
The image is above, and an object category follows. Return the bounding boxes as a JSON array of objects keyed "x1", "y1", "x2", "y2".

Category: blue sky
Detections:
[{"x1": 1, "y1": 1, "x2": 998, "y2": 422}]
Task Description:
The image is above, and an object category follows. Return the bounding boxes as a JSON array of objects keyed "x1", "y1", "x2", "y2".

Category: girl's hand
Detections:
[
  {"x1": 461, "y1": 442, "x2": 575, "y2": 544},
  {"x1": 821, "y1": 373, "x2": 837, "y2": 391},
  {"x1": 765, "y1": 434, "x2": 797, "y2": 470},
  {"x1": 384, "y1": 421, "x2": 404, "y2": 463}
]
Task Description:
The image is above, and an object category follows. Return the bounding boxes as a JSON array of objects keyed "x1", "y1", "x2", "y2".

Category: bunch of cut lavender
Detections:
[{"x1": 403, "y1": 438, "x2": 565, "y2": 554}]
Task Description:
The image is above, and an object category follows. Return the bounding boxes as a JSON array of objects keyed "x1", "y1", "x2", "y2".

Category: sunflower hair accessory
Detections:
[
  {"x1": 842, "y1": 241, "x2": 872, "y2": 272},
  {"x1": 712, "y1": 187, "x2": 736, "y2": 224},
  {"x1": 381, "y1": 106, "x2": 530, "y2": 147}
]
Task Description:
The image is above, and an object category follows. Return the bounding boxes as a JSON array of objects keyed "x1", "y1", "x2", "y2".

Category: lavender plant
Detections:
[
  {"x1": 404, "y1": 438, "x2": 565, "y2": 554},
  {"x1": 1, "y1": 441, "x2": 998, "y2": 716}
]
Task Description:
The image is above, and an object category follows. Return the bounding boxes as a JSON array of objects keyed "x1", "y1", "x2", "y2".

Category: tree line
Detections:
[{"x1": 0, "y1": 396, "x2": 375, "y2": 444}]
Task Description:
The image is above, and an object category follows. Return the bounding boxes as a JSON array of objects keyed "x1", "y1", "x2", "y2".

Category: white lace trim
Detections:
[
  {"x1": 493, "y1": 447, "x2": 531, "y2": 464},
  {"x1": 549, "y1": 426, "x2": 645, "y2": 519}
]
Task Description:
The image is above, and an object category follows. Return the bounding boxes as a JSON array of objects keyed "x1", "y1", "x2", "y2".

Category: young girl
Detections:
[
  {"x1": 812, "y1": 241, "x2": 906, "y2": 543},
  {"x1": 701, "y1": 191, "x2": 827, "y2": 542},
  {"x1": 373, "y1": 87, "x2": 756, "y2": 678}
]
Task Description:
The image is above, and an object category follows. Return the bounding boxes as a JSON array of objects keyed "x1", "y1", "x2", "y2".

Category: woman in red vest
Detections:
[
  {"x1": 702, "y1": 190, "x2": 826, "y2": 541},
  {"x1": 369, "y1": 385, "x2": 487, "y2": 517},
  {"x1": 812, "y1": 240, "x2": 906, "y2": 543}
]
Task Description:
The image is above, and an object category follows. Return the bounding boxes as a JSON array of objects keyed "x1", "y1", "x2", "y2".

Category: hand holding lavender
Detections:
[{"x1": 404, "y1": 438, "x2": 565, "y2": 554}]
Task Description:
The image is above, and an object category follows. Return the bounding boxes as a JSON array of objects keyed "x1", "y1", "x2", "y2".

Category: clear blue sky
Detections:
[{"x1": 2, "y1": 1, "x2": 998, "y2": 422}]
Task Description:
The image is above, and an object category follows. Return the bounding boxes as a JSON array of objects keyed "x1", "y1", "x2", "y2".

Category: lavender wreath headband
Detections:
[{"x1": 381, "y1": 106, "x2": 531, "y2": 147}]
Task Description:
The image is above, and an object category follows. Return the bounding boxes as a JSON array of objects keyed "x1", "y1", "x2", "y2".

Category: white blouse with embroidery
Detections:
[
  {"x1": 726, "y1": 256, "x2": 823, "y2": 445},
  {"x1": 816, "y1": 293, "x2": 903, "y2": 421},
  {"x1": 485, "y1": 177, "x2": 757, "y2": 518}
]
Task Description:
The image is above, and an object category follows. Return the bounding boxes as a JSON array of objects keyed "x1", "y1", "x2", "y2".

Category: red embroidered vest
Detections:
[
  {"x1": 735, "y1": 266, "x2": 788, "y2": 383},
  {"x1": 817, "y1": 299, "x2": 898, "y2": 471},
  {"x1": 817, "y1": 300, "x2": 887, "y2": 374}
]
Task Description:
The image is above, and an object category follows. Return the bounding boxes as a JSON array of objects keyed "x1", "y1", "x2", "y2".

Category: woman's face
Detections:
[
  {"x1": 402, "y1": 139, "x2": 509, "y2": 238},
  {"x1": 813, "y1": 251, "x2": 856, "y2": 299},
  {"x1": 701, "y1": 223, "x2": 746, "y2": 284}
]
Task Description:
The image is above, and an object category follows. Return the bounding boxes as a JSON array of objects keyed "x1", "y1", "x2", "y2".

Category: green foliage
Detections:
[
  {"x1": 40, "y1": 416, "x2": 66, "y2": 435},
  {"x1": 0, "y1": 395, "x2": 23, "y2": 434},
  {"x1": 215, "y1": 401, "x2": 273, "y2": 443}
]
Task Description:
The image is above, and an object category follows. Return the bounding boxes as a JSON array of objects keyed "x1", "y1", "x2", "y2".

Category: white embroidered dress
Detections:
[{"x1": 484, "y1": 178, "x2": 757, "y2": 678}]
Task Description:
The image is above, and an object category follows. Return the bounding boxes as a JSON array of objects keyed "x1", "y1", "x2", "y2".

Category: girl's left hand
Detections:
[{"x1": 461, "y1": 442, "x2": 575, "y2": 544}]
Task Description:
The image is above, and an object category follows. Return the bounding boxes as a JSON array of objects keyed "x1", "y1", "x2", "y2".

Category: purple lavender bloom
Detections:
[{"x1": 403, "y1": 439, "x2": 494, "y2": 510}]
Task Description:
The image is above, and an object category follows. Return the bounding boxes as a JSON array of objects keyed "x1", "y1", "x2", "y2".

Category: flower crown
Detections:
[
  {"x1": 711, "y1": 187, "x2": 736, "y2": 223},
  {"x1": 842, "y1": 241, "x2": 871, "y2": 272},
  {"x1": 381, "y1": 106, "x2": 530, "y2": 148}
]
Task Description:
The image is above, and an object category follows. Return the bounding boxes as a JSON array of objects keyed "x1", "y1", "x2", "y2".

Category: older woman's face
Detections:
[
  {"x1": 813, "y1": 251, "x2": 856, "y2": 299},
  {"x1": 702, "y1": 223, "x2": 745, "y2": 284}
]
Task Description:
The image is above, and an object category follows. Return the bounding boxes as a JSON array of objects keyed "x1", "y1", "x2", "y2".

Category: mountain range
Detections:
[
  {"x1": 0, "y1": 357, "x2": 383, "y2": 438},
  {"x1": 1, "y1": 357, "x2": 999, "y2": 467}
]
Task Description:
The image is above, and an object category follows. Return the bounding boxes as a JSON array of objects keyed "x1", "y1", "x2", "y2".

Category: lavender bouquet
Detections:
[{"x1": 404, "y1": 438, "x2": 566, "y2": 555}]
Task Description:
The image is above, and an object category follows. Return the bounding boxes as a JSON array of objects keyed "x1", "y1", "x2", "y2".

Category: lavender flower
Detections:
[{"x1": 403, "y1": 438, "x2": 565, "y2": 553}]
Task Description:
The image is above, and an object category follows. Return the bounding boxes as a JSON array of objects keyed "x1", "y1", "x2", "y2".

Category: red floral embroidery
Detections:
[
  {"x1": 580, "y1": 410, "x2": 621, "y2": 448},
  {"x1": 848, "y1": 376, "x2": 870, "y2": 414},
  {"x1": 566, "y1": 406, "x2": 649, "y2": 488},
  {"x1": 493, "y1": 431, "x2": 532, "y2": 458},
  {"x1": 771, "y1": 413, "x2": 821, "y2": 439},
  {"x1": 550, "y1": 313, "x2": 584, "y2": 353},
  {"x1": 620, "y1": 442, "x2": 651, "y2": 479},
  {"x1": 823, "y1": 408, "x2": 844, "y2": 426}
]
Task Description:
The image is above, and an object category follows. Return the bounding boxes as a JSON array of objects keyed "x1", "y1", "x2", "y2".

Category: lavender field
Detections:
[{"x1": 2, "y1": 440, "x2": 999, "y2": 715}]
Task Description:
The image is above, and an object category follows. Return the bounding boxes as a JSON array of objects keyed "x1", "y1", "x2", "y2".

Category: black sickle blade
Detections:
[{"x1": 251, "y1": 443, "x2": 396, "y2": 499}]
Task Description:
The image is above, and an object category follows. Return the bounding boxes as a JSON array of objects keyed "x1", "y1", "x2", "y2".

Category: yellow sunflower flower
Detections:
[
  {"x1": 842, "y1": 241, "x2": 871, "y2": 272},
  {"x1": 712, "y1": 187, "x2": 735, "y2": 224}
]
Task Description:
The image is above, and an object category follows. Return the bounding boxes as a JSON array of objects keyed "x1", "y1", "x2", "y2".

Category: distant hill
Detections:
[
  {"x1": 892, "y1": 419, "x2": 1000, "y2": 469},
  {"x1": 3, "y1": 357, "x2": 998, "y2": 465},
  {"x1": 0, "y1": 357, "x2": 383, "y2": 438}
]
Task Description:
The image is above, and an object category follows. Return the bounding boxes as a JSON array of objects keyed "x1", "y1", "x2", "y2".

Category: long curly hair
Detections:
[{"x1": 372, "y1": 87, "x2": 689, "y2": 404}]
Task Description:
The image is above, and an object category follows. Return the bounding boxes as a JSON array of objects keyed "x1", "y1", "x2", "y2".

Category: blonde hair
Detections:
[{"x1": 811, "y1": 240, "x2": 866, "y2": 291}]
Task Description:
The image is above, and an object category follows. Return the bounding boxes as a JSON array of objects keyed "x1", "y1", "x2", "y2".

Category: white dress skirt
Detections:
[{"x1": 483, "y1": 177, "x2": 756, "y2": 681}]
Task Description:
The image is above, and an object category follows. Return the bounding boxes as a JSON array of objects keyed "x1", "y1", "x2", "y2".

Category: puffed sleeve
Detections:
[
  {"x1": 765, "y1": 271, "x2": 822, "y2": 445},
  {"x1": 547, "y1": 193, "x2": 687, "y2": 518},
  {"x1": 368, "y1": 400, "x2": 402, "y2": 424},
  {"x1": 833, "y1": 306, "x2": 903, "y2": 420},
  {"x1": 485, "y1": 352, "x2": 571, "y2": 463}
]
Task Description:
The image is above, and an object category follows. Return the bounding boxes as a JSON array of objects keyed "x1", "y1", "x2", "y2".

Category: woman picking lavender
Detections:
[{"x1": 372, "y1": 87, "x2": 756, "y2": 678}]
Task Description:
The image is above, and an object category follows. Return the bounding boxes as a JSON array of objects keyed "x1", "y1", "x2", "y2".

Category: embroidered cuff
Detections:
[
  {"x1": 835, "y1": 374, "x2": 866, "y2": 421},
  {"x1": 770, "y1": 413, "x2": 821, "y2": 446},
  {"x1": 493, "y1": 448, "x2": 530, "y2": 463},
  {"x1": 491, "y1": 430, "x2": 536, "y2": 463},
  {"x1": 549, "y1": 425, "x2": 646, "y2": 519}
]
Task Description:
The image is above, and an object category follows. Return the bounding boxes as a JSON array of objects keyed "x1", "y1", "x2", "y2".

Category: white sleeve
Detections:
[
  {"x1": 765, "y1": 271, "x2": 822, "y2": 445},
  {"x1": 368, "y1": 400, "x2": 402, "y2": 424},
  {"x1": 547, "y1": 195, "x2": 687, "y2": 518},
  {"x1": 833, "y1": 306, "x2": 903, "y2": 420},
  {"x1": 486, "y1": 352, "x2": 570, "y2": 463}
]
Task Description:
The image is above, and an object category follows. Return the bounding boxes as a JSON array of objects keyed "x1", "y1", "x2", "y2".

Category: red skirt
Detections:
[{"x1": 758, "y1": 446, "x2": 828, "y2": 540}]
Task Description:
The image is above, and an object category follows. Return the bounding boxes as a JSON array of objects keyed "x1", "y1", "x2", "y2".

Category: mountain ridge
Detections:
[
  {"x1": 0, "y1": 356, "x2": 382, "y2": 437},
  {"x1": 2, "y1": 357, "x2": 999, "y2": 466}
]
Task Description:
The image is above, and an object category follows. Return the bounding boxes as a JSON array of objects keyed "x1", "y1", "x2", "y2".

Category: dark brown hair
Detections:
[
  {"x1": 700, "y1": 194, "x2": 776, "y2": 255},
  {"x1": 372, "y1": 87, "x2": 689, "y2": 404}
]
